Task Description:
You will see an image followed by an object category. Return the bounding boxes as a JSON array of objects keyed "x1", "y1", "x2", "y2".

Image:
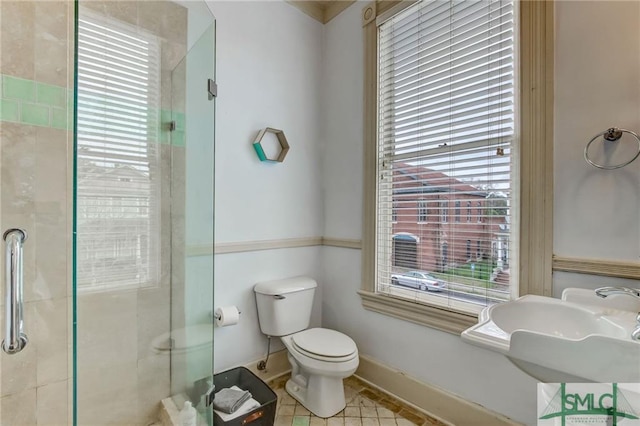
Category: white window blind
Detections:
[
  {"x1": 76, "y1": 11, "x2": 161, "y2": 292},
  {"x1": 377, "y1": 0, "x2": 515, "y2": 313}
]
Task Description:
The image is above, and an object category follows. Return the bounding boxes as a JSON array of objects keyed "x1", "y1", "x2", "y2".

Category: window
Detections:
[
  {"x1": 76, "y1": 11, "x2": 161, "y2": 292},
  {"x1": 375, "y1": 0, "x2": 515, "y2": 313},
  {"x1": 392, "y1": 201, "x2": 398, "y2": 222},
  {"x1": 466, "y1": 240, "x2": 471, "y2": 260},
  {"x1": 360, "y1": 0, "x2": 553, "y2": 333},
  {"x1": 477, "y1": 201, "x2": 482, "y2": 222},
  {"x1": 441, "y1": 200, "x2": 448, "y2": 223},
  {"x1": 418, "y1": 200, "x2": 428, "y2": 222}
]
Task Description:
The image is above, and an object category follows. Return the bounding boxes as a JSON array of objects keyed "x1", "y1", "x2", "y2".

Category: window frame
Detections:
[{"x1": 359, "y1": 0, "x2": 554, "y2": 335}]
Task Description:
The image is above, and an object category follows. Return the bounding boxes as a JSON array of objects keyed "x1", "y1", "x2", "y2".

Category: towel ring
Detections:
[{"x1": 584, "y1": 127, "x2": 640, "y2": 170}]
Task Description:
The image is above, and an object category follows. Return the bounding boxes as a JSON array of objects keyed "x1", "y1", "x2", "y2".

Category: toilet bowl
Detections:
[
  {"x1": 281, "y1": 328, "x2": 359, "y2": 418},
  {"x1": 253, "y1": 277, "x2": 360, "y2": 418}
]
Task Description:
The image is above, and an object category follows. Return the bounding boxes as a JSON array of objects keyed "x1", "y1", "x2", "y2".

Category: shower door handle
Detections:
[{"x1": 2, "y1": 229, "x2": 28, "y2": 354}]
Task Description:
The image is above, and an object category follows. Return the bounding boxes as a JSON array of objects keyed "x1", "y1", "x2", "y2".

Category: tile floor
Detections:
[{"x1": 267, "y1": 375, "x2": 448, "y2": 426}]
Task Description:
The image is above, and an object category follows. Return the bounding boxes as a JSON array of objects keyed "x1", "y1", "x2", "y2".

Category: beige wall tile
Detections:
[
  {"x1": 34, "y1": 2, "x2": 69, "y2": 42},
  {"x1": 1, "y1": 122, "x2": 36, "y2": 215},
  {"x1": 103, "y1": 1, "x2": 138, "y2": 27},
  {"x1": 137, "y1": 354, "x2": 170, "y2": 424},
  {"x1": 33, "y1": 217, "x2": 69, "y2": 301},
  {"x1": 33, "y1": 1, "x2": 70, "y2": 87},
  {"x1": 157, "y1": 1, "x2": 188, "y2": 44},
  {"x1": 34, "y1": 298, "x2": 68, "y2": 386},
  {"x1": 77, "y1": 290, "x2": 138, "y2": 368},
  {"x1": 1, "y1": 387, "x2": 37, "y2": 426},
  {"x1": 34, "y1": 33, "x2": 69, "y2": 88},
  {"x1": 77, "y1": 360, "x2": 139, "y2": 425},
  {"x1": 0, "y1": 1, "x2": 36, "y2": 79},
  {"x1": 137, "y1": 1, "x2": 187, "y2": 44},
  {"x1": 36, "y1": 380, "x2": 68, "y2": 426},
  {"x1": 161, "y1": 41, "x2": 188, "y2": 74},
  {"x1": 136, "y1": 286, "x2": 170, "y2": 359},
  {"x1": 35, "y1": 128, "x2": 68, "y2": 207}
]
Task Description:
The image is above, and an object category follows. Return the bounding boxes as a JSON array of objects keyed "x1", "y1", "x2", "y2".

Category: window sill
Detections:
[{"x1": 357, "y1": 290, "x2": 478, "y2": 335}]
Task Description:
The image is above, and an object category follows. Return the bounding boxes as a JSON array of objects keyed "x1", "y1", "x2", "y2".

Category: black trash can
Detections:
[{"x1": 213, "y1": 367, "x2": 277, "y2": 426}]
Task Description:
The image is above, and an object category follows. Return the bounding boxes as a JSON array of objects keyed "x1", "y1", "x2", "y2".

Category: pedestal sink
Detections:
[{"x1": 461, "y1": 288, "x2": 640, "y2": 382}]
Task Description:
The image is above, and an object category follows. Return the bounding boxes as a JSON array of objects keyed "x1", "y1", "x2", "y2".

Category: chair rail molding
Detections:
[{"x1": 553, "y1": 255, "x2": 640, "y2": 280}]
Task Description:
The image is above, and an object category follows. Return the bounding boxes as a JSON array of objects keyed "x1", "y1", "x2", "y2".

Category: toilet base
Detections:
[{"x1": 285, "y1": 374, "x2": 346, "y2": 418}]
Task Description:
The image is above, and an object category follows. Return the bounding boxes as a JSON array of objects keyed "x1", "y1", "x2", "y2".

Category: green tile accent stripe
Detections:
[
  {"x1": 21, "y1": 103, "x2": 50, "y2": 127},
  {"x1": 37, "y1": 83, "x2": 67, "y2": 108},
  {"x1": 2, "y1": 75, "x2": 36, "y2": 102},
  {"x1": 0, "y1": 74, "x2": 179, "y2": 139},
  {"x1": 1, "y1": 74, "x2": 68, "y2": 129},
  {"x1": 0, "y1": 99, "x2": 19, "y2": 122},
  {"x1": 51, "y1": 107, "x2": 68, "y2": 130}
]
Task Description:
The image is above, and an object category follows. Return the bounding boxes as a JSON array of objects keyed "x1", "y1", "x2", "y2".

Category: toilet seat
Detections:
[{"x1": 291, "y1": 328, "x2": 357, "y2": 362}]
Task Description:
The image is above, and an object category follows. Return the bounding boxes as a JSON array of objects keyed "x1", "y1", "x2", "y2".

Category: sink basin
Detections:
[
  {"x1": 490, "y1": 298, "x2": 628, "y2": 339},
  {"x1": 461, "y1": 290, "x2": 640, "y2": 382}
]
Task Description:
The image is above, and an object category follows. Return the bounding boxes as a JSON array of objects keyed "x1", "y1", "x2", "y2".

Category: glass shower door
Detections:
[
  {"x1": 74, "y1": 1, "x2": 215, "y2": 424},
  {"x1": 169, "y1": 12, "x2": 216, "y2": 423}
]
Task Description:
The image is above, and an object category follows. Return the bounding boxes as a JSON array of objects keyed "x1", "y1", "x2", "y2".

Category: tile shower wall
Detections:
[
  {"x1": 0, "y1": 1, "x2": 73, "y2": 425},
  {"x1": 0, "y1": 1, "x2": 184, "y2": 424}
]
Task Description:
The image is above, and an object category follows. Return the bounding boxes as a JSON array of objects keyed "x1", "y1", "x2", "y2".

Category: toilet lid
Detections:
[{"x1": 292, "y1": 328, "x2": 356, "y2": 358}]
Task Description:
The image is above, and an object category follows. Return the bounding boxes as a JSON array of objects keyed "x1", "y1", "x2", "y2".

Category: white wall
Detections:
[
  {"x1": 320, "y1": 1, "x2": 640, "y2": 425},
  {"x1": 211, "y1": 1, "x2": 324, "y2": 372},
  {"x1": 553, "y1": 0, "x2": 640, "y2": 296}
]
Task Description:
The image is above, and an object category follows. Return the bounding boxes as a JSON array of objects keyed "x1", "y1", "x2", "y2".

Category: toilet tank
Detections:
[{"x1": 254, "y1": 277, "x2": 317, "y2": 336}]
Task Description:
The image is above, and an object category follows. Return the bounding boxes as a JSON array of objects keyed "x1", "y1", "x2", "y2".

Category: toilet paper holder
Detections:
[{"x1": 213, "y1": 308, "x2": 242, "y2": 321}]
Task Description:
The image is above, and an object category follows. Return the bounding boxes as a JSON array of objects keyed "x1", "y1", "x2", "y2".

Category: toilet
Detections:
[{"x1": 254, "y1": 277, "x2": 359, "y2": 418}]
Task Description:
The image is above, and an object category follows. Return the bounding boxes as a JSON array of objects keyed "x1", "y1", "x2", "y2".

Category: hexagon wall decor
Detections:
[{"x1": 252, "y1": 127, "x2": 290, "y2": 163}]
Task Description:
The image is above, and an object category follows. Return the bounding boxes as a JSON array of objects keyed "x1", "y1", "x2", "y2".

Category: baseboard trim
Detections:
[{"x1": 355, "y1": 354, "x2": 523, "y2": 426}]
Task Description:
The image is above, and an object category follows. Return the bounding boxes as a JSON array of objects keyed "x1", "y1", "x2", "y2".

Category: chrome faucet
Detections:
[{"x1": 595, "y1": 287, "x2": 640, "y2": 341}]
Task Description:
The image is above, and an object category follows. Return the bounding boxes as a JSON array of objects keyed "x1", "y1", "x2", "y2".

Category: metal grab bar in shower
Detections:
[{"x1": 2, "y1": 229, "x2": 28, "y2": 355}]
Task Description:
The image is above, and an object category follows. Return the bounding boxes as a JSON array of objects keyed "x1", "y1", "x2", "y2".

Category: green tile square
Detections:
[
  {"x1": 172, "y1": 130, "x2": 185, "y2": 147},
  {"x1": 174, "y1": 112, "x2": 185, "y2": 131},
  {"x1": 292, "y1": 416, "x2": 310, "y2": 426},
  {"x1": 21, "y1": 103, "x2": 50, "y2": 127},
  {"x1": 0, "y1": 99, "x2": 20, "y2": 122},
  {"x1": 51, "y1": 107, "x2": 68, "y2": 129},
  {"x1": 2, "y1": 75, "x2": 35, "y2": 102},
  {"x1": 37, "y1": 83, "x2": 66, "y2": 108}
]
